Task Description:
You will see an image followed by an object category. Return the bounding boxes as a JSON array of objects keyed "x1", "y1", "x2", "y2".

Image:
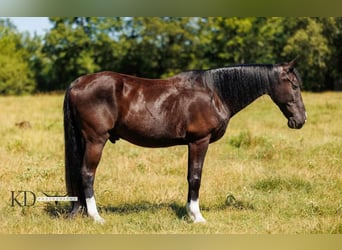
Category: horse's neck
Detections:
[
  {"x1": 204, "y1": 68, "x2": 272, "y2": 117},
  {"x1": 228, "y1": 83, "x2": 268, "y2": 117}
]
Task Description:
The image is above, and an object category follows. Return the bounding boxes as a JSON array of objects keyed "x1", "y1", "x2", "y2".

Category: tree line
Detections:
[{"x1": 1, "y1": 17, "x2": 341, "y2": 95}]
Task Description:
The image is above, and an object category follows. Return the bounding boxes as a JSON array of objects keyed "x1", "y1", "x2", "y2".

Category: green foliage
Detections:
[
  {"x1": 228, "y1": 130, "x2": 252, "y2": 148},
  {"x1": 1, "y1": 17, "x2": 342, "y2": 93},
  {"x1": 225, "y1": 193, "x2": 254, "y2": 210},
  {"x1": 197, "y1": 17, "x2": 277, "y2": 66},
  {"x1": 281, "y1": 18, "x2": 331, "y2": 91},
  {"x1": 112, "y1": 17, "x2": 198, "y2": 78},
  {"x1": 0, "y1": 19, "x2": 36, "y2": 95},
  {"x1": 42, "y1": 17, "x2": 103, "y2": 90}
]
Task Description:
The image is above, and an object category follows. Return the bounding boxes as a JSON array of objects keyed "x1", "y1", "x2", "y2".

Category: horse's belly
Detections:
[
  {"x1": 114, "y1": 116, "x2": 187, "y2": 147},
  {"x1": 116, "y1": 127, "x2": 187, "y2": 147}
]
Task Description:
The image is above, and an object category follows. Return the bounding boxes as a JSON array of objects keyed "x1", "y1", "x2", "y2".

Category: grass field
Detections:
[{"x1": 1, "y1": 92, "x2": 342, "y2": 234}]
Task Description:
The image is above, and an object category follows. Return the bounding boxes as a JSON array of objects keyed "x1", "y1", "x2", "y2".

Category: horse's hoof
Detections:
[
  {"x1": 193, "y1": 216, "x2": 207, "y2": 223},
  {"x1": 93, "y1": 215, "x2": 105, "y2": 224}
]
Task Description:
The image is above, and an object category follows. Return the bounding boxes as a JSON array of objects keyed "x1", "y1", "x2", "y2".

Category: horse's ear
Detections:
[
  {"x1": 284, "y1": 58, "x2": 297, "y2": 72},
  {"x1": 288, "y1": 57, "x2": 297, "y2": 67}
]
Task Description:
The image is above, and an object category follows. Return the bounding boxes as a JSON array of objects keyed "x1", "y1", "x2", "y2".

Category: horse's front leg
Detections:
[{"x1": 186, "y1": 135, "x2": 210, "y2": 223}]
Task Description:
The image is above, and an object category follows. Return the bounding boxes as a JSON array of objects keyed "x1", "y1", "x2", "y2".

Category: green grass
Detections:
[{"x1": 1, "y1": 92, "x2": 342, "y2": 233}]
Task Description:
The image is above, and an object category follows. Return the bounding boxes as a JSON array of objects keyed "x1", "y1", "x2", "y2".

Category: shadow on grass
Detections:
[
  {"x1": 101, "y1": 202, "x2": 188, "y2": 220},
  {"x1": 44, "y1": 198, "x2": 254, "y2": 220},
  {"x1": 43, "y1": 201, "x2": 188, "y2": 220},
  {"x1": 44, "y1": 202, "x2": 74, "y2": 218}
]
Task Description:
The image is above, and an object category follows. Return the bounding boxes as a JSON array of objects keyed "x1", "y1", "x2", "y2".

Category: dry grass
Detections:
[{"x1": 1, "y1": 92, "x2": 342, "y2": 233}]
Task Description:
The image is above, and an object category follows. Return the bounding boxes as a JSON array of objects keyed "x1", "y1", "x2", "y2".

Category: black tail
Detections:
[{"x1": 64, "y1": 88, "x2": 86, "y2": 208}]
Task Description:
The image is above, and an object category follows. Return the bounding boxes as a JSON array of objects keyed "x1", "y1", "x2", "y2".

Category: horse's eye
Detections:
[{"x1": 286, "y1": 76, "x2": 299, "y2": 90}]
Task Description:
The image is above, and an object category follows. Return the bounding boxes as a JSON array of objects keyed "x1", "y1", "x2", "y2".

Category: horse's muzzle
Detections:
[{"x1": 288, "y1": 112, "x2": 307, "y2": 129}]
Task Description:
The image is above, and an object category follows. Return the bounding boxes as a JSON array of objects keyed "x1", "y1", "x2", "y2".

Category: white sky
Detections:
[{"x1": 7, "y1": 17, "x2": 52, "y2": 36}]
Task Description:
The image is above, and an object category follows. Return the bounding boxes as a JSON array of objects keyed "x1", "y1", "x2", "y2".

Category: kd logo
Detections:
[{"x1": 11, "y1": 191, "x2": 36, "y2": 207}]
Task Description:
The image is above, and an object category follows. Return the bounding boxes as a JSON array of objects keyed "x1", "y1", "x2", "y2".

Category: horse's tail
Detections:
[{"x1": 63, "y1": 87, "x2": 85, "y2": 206}]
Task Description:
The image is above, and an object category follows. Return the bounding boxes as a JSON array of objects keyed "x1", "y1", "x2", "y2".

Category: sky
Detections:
[{"x1": 8, "y1": 17, "x2": 52, "y2": 36}]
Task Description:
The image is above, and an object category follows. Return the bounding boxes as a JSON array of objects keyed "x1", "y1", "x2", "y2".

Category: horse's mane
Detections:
[
  {"x1": 184, "y1": 64, "x2": 282, "y2": 114},
  {"x1": 203, "y1": 64, "x2": 279, "y2": 100}
]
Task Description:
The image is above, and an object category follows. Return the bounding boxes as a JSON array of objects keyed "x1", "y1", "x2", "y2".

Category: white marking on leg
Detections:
[
  {"x1": 186, "y1": 199, "x2": 206, "y2": 223},
  {"x1": 86, "y1": 196, "x2": 105, "y2": 224}
]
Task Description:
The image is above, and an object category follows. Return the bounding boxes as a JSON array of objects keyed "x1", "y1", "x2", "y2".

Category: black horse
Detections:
[{"x1": 64, "y1": 60, "x2": 306, "y2": 223}]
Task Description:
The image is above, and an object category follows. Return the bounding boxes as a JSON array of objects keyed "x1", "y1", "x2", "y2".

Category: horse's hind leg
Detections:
[
  {"x1": 69, "y1": 200, "x2": 84, "y2": 218},
  {"x1": 82, "y1": 139, "x2": 107, "y2": 224}
]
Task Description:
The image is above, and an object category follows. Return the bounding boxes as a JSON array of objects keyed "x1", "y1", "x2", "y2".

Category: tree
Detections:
[
  {"x1": 116, "y1": 17, "x2": 198, "y2": 78},
  {"x1": 281, "y1": 18, "x2": 331, "y2": 91},
  {"x1": 195, "y1": 17, "x2": 285, "y2": 68},
  {"x1": 42, "y1": 17, "x2": 202, "y2": 89},
  {"x1": 42, "y1": 17, "x2": 101, "y2": 90},
  {"x1": 0, "y1": 19, "x2": 36, "y2": 95},
  {"x1": 3, "y1": 17, "x2": 341, "y2": 93},
  {"x1": 319, "y1": 17, "x2": 342, "y2": 90}
]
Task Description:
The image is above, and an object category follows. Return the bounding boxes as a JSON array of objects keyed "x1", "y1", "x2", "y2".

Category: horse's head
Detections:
[{"x1": 270, "y1": 60, "x2": 307, "y2": 129}]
